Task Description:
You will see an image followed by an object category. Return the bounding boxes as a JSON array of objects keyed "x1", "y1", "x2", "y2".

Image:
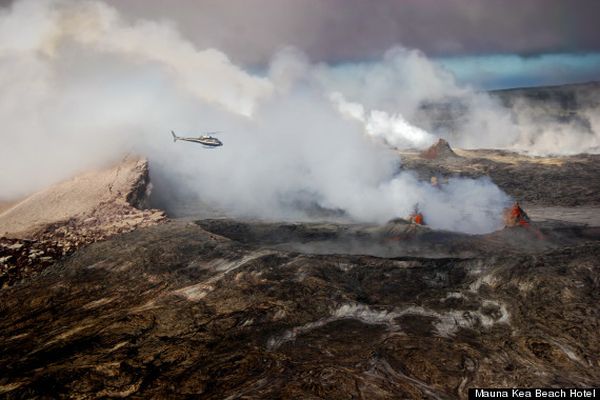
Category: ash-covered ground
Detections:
[{"x1": 1, "y1": 137, "x2": 600, "y2": 399}]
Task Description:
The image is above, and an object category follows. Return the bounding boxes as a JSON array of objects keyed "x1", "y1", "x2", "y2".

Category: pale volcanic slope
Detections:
[
  {"x1": 0, "y1": 201, "x2": 17, "y2": 215},
  {"x1": 0, "y1": 157, "x2": 162, "y2": 238},
  {"x1": 0, "y1": 156, "x2": 167, "y2": 288}
]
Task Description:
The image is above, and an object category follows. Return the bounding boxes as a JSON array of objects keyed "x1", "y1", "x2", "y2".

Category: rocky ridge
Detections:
[{"x1": 0, "y1": 157, "x2": 166, "y2": 288}]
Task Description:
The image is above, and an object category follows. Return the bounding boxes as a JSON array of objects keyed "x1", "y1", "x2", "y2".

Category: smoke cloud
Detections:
[
  {"x1": 1, "y1": 0, "x2": 596, "y2": 234},
  {"x1": 101, "y1": 0, "x2": 600, "y2": 67}
]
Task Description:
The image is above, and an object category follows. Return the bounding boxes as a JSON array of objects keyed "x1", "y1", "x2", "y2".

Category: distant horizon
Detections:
[
  {"x1": 438, "y1": 52, "x2": 600, "y2": 91},
  {"x1": 487, "y1": 79, "x2": 599, "y2": 92}
]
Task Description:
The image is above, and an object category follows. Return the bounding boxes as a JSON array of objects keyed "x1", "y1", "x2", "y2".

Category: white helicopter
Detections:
[{"x1": 171, "y1": 130, "x2": 223, "y2": 148}]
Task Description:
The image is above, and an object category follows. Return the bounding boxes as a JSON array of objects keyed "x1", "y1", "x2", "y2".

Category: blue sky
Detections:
[{"x1": 438, "y1": 53, "x2": 600, "y2": 90}]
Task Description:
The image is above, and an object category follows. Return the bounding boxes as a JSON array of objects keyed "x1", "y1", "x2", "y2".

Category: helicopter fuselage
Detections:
[{"x1": 171, "y1": 131, "x2": 223, "y2": 147}]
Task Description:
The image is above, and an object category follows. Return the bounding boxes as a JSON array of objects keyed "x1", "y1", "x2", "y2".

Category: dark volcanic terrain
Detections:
[
  {"x1": 402, "y1": 140, "x2": 600, "y2": 208},
  {"x1": 1, "y1": 221, "x2": 599, "y2": 399},
  {"x1": 2, "y1": 141, "x2": 600, "y2": 398}
]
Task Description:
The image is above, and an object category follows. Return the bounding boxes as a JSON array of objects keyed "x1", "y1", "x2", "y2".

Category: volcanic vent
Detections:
[{"x1": 420, "y1": 138, "x2": 459, "y2": 160}]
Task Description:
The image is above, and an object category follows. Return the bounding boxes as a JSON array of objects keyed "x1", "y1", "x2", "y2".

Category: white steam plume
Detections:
[
  {"x1": 1, "y1": 0, "x2": 523, "y2": 234},
  {"x1": 317, "y1": 47, "x2": 600, "y2": 155},
  {"x1": 330, "y1": 92, "x2": 438, "y2": 149}
]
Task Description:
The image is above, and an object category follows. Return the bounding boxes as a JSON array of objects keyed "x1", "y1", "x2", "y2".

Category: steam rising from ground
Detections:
[{"x1": 1, "y1": 0, "x2": 597, "y2": 233}]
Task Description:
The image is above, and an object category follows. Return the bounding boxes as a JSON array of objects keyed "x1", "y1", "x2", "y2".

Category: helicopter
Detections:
[{"x1": 171, "y1": 130, "x2": 223, "y2": 147}]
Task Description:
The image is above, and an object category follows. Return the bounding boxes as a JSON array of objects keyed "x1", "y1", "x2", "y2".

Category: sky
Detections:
[
  {"x1": 1, "y1": 0, "x2": 599, "y2": 88},
  {"x1": 97, "y1": 0, "x2": 600, "y2": 89}
]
